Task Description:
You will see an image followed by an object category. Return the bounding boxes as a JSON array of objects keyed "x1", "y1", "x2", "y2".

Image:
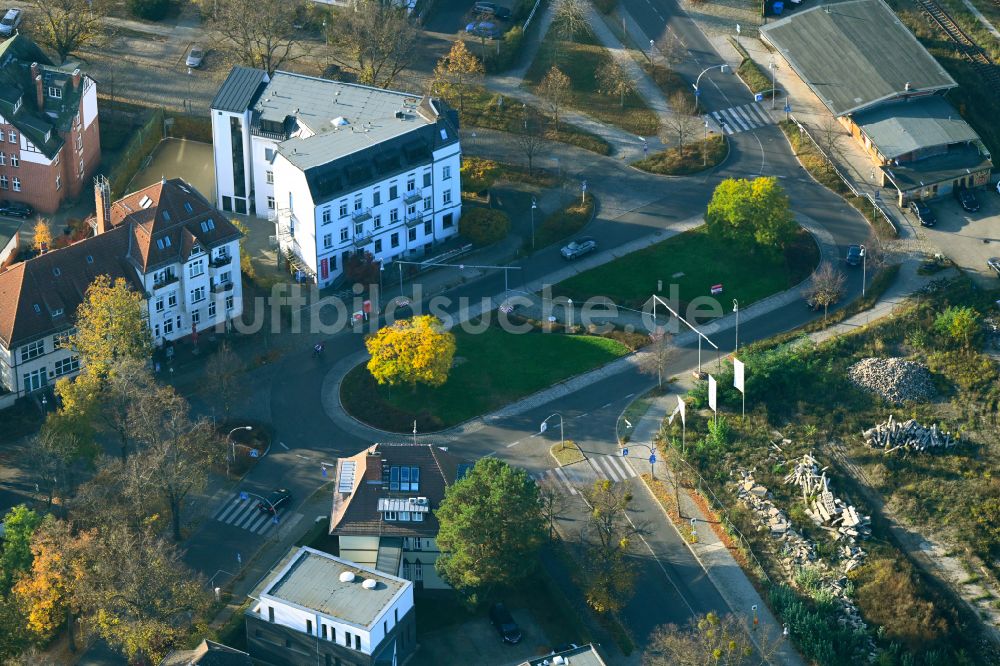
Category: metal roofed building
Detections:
[
  {"x1": 520, "y1": 644, "x2": 609, "y2": 666},
  {"x1": 211, "y1": 67, "x2": 462, "y2": 287},
  {"x1": 760, "y1": 0, "x2": 991, "y2": 204},
  {"x1": 246, "y1": 546, "x2": 415, "y2": 666}
]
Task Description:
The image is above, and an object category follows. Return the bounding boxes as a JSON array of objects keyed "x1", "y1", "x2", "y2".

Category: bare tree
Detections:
[
  {"x1": 22, "y1": 414, "x2": 96, "y2": 515},
  {"x1": 660, "y1": 91, "x2": 701, "y2": 148},
  {"x1": 326, "y1": 0, "x2": 418, "y2": 88},
  {"x1": 552, "y1": 0, "x2": 590, "y2": 44},
  {"x1": 204, "y1": 342, "x2": 244, "y2": 419},
  {"x1": 654, "y1": 31, "x2": 686, "y2": 69},
  {"x1": 803, "y1": 260, "x2": 846, "y2": 321},
  {"x1": 538, "y1": 66, "x2": 572, "y2": 130},
  {"x1": 514, "y1": 106, "x2": 546, "y2": 175},
  {"x1": 102, "y1": 357, "x2": 158, "y2": 462},
  {"x1": 644, "y1": 612, "x2": 781, "y2": 666},
  {"x1": 815, "y1": 115, "x2": 846, "y2": 159},
  {"x1": 538, "y1": 485, "x2": 571, "y2": 540},
  {"x1": 27, "y1": 0, "x2": 108, "y2": 64},
  {"x1": 638, "y1": 328, "x2": 673, "y2": 390},
  {"x1": 212, "y1": 0, "x2": 304, "y2": 75},
  {"x1": 596, "y1": 61, "x2": 636, "y2": 109},
  {"x1": 580, "y1": 480, "x2": 642, "y2": 613}
]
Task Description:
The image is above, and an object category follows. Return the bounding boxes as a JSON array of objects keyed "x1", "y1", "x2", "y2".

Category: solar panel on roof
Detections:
[{"x1": 338, "y1": 461, "x2": 357, "y2": 493}]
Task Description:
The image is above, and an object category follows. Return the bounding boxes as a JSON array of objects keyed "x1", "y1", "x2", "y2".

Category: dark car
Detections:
[
  {"x1": 465, "y1": 20, "x2": 501, "y2": 38},
  {"x1": 257, "y1": 488, "x2": 292, "y2": 514},
  {"x1": 560, "y1": 237, "x2": 597, "y2": 260},
  {"x1": 0, "y1": 201, "x2": 33, "y2": 218},
  {"x1": 474, "y1": 1, "x2": 511, "y2": 18},
  {"x1": 489, "y1": 602, "x2": 522, "y2": 644},
  {"x1": 988, "y1": 257, "x2": 1000, "y2": 278},
  {"x1": 908, "y1": 200, "x2": 936, "y2": 227},
  {"x1": 955, "y1": 187, "x2": 980, "y2": 213},
  {"x1": 845, "y1": 244, "x2": 863, "y2": 266}
]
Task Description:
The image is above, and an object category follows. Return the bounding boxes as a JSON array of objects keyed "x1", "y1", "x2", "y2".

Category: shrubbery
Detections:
[
  {"x1": 459, "y1": 207, "x2": 511, "y2": 246},
  {"x1": 129, "y1": 0, "x2": 172, "y2": 20}
]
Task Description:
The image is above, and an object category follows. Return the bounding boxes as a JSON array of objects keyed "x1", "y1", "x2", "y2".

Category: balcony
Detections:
[
  {"x1": 352, "y1": 231, "x2": 374, "y2": 248},
  {"x1": 404, "y1": 213, "x2": 423, "y2": 228},
  {"x1": 152, "y1": 274, "x2": 179, "y2": 291},
  {"x1": 209, "y1": 253, "x2": 232, "y2": 268},
  {"x1": 403, "y1": 191, "x2": 423, "y2": 205},
  {"x1": 352, "y1": 208, "x2": 372, "y2": 223},
  {"x1": 211, "y1": 280, "x2": 234, "y2": 293}
]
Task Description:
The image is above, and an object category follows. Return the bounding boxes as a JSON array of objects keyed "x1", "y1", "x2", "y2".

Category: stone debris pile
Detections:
[
  {"x1": 848, "y1": 357, "x2": 936, "y2": 405},
  {"x1": 863, "y1": 415, "x2": 959, "y2": 454},
  {"x1": 784, "y1": 453, "x2": 872, "y2": 544}
]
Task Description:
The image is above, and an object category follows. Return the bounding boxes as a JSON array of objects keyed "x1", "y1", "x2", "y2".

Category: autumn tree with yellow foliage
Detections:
[
  {"x1": 365, "y1": 315, "x2": 456, "y2": 390},
  {"x1": 33, "y1": 220, "x2": 53, "y2": 252},
  {"x1": 431, "y1": 40, "x2": 484, "y2": 114}
]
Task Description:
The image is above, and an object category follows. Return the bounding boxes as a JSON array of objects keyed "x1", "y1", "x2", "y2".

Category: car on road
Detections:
[
  {"x1": 955, "y1": 187, "x2": 980, "y2": 213},
  {"x1": 257, "y1": 488, "x2": 292, "y2": 514},
  {"x1": 560, "y1": 237, "x2": 597, "y2": 260},
  {"x1": 908, "y1": 200, "x2": 936, "y2": 227},
  {"x1": 0, "y1": 201, "x2": 33, "y2": 218},
  {"x1": 474, "y1": 1, "x2": 511, "y2": 18},
  {"x1": 0, "y1": 9, "x2": 23, "y2": 38},
  {"x1": 845, "y1": 244, "x2": 863, "y2": 266},
  {"x1": 489, "y1": 602, "x2": 522, "y2": 644},
  {"x1": 988, "y1": 257, "x2": 1000, "y2": 278},
  {"x1": 465, "y1": 21, "x2": 502, "y2": 38},
  {"x1": 186, "y1": 46, "x2": 205, "y2": 68}
]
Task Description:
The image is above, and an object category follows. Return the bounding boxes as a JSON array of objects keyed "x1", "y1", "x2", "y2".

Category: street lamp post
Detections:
[
  {"x1": 692, "y1": 64, "x2": 729, "y2": 113},
  {"x1": 623, "y1": 443, "x2": 657, "y2": 480},
  {"x1": 860, "y1": 244, "x2": 867, "y2": 298},
  {"x1": 227, "y1": 426, "x2": 253, "y2": 477},
  {"x1": 703, "y1": 120, "x2": 710, "y2": 166},
  {"x1": 530, "y1": 196, "x2": 537, "y2": 249},
  {"x1": 649, "y1": 39, "x2": 654, "y2": 62},
  {"x1": 769, "y1": 58, "x2": 777, "y2": 110},
  {"x1": 733, "y1": 299, "x2": 739, "y2": 355},
  {"x1": 540, "y1": 413, "x2": 565, "y2": 451}
]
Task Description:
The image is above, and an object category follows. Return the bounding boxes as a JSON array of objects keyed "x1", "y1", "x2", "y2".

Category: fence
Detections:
[
  {"x1": 523, "y1": 0, "x2": 544, "y2": 31},
  {"x1": 788, "y1": 115, "x2": 899, "y2": 237}
]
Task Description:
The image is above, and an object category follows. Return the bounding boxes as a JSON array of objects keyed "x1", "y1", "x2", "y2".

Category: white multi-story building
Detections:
[
  {"x1": 211, "y1": 67, "x2": 462, "y2": 288},
  {"x1": 0, "y1": 177, "x2": 243, "y2": 403},
  {"x1": 246, "y1": 546, "x2": 415, "y2": 666}
]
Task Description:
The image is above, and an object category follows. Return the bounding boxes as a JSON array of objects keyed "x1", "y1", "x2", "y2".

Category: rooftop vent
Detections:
[
  {"x1": 362, "y1": 578, "x2": 377, "y2": 590},
  {"x1": 139, "y1": 195, "x2": 153, "y2": 209},
  {"x1": 332, "y1": 116, "x2": 349, "y2": 127},
  {"x1": 905, "y1": 82, "x2": 911, "y2": 91},
  {"x1": 339, "y1": 571, "x2": 356, "y2": 583},
  {"x1": 395, "y1": 111, "x2": 405, "y2": 120}
]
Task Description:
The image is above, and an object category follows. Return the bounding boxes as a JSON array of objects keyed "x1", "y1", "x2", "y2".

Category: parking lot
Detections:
[
  {"x1": 902, "y1": 186, "x2": 1000, "y2": 286},
  {"x1": 412, "y1": 605, "x2": 557, "y2": 666}
]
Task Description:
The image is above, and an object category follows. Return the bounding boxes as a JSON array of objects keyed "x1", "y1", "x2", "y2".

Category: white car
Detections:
[
  {"x1": 185, "y1": 46, "x2": 205, "y2": 68},
  {"x1": 0, "y1": 8, "x2": 23, "y2": 37}
]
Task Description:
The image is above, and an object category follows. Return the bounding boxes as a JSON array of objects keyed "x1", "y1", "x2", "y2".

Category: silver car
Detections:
[
  {"x1": 186, "y1": 46, "x2": 205, "y2": 68},
  {"x1": 560, "y1": 237, "x2": 597, "y2": 260}
]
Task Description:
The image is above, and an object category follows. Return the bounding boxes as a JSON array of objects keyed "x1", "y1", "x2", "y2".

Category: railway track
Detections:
[{"x1": 915, "y1": 0, "x2": 1000, "y2": 87}]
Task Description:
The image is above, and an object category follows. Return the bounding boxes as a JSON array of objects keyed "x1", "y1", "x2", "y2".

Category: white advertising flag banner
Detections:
[
  {"x1": 734, "y1": 358, "x2": 745, "y2": 393},
  {"x1": 668, "y1": 400, "x2": 681, "y2": 425},
  {"x1": 708, "y1": 375, "x2": 717, "y2": 412},
  {"x1": 678, "y1": 395, "x2": 686, "y2": 426}
]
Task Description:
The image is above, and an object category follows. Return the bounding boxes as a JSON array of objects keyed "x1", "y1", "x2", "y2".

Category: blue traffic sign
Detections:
[
  {"x1": 622, "y1": 447, "x2": 629, "y2": 457},
  {"x1": 322, "y1": 466, "x2": 328, "y2": 477},
  {"x1": 239, "y1": 491, "x2": 248, "y2": 501},
  {"x1": 784, "y1": 103, "x2": 791, "y2": 113},
  {"x1": 249, "y1": 449, "x2": 259, "y2": 458},
  {"x1": 649, "y1": 454, "x2": 657, "y2": 464},
  {"x1": 273, "y1": 515, "x2": 280, "y2": 524},
  {"x1": 754, "y1": 93, "x2": 764, "y2": 102}
]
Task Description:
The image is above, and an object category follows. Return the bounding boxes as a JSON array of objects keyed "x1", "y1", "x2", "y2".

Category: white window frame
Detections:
[{"x1": 20, "y1": 339, "x2": 44, "y2": 362}]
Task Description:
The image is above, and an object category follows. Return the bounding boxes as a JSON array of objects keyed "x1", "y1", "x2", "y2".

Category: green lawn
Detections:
[
  {"x1": 341, "y1": 327, "x2": 631, "y2": 432},
  {"x1": 525, "y1": 26, "x2": 660, "y2": 135},
  {"x1": 553, "y1": 225, "x2": 819, "y2": 310}
]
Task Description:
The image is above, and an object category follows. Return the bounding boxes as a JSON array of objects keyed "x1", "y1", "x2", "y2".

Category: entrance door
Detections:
[{"x1": 22, "y1": 367, "x2": 46, "y2": 393}]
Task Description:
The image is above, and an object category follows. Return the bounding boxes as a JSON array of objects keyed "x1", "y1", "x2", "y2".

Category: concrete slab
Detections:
[
  {"x1": 412, "y1": 607, "x2": 554, "y2": 666},
  {"x1": 128, "y1": 138, "x2": 216, "y2": 203},
  {"x1": 911, "y1": 189, "x2": 1000, "y2": 286}
]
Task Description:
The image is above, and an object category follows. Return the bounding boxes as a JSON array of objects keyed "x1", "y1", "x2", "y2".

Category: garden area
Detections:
[
  {"x1": 657, "y1": 276, "x2": 1000, "y2": 666},
  {"x1": 340, "y1": 323, "x2": 631, "y2": 432},
  {"x1": 553, "y1": 223, "x2": 818, "y2": 310},
  {"x1": 634, "y1": 135, "x2": 728, "y2": 175}
]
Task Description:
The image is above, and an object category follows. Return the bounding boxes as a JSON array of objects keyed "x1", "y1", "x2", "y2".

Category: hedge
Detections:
[{"x1": 459, "y1": 207, "x2": 511, "y2": 245}]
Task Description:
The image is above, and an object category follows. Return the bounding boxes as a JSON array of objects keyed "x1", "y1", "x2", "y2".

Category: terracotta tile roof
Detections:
[
  {"x1": 104, "y1": 178, "x2": 241, "y2": 273},
  {"x1": 0, "y1": 225, "x2": 140, "y2": 348},
  {"x1": 330, "y1": 444, "x2": 469, "y2": 538}
]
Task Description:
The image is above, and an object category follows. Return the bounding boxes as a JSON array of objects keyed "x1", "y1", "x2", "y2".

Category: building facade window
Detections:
[
  {"x1": 189, "y1": 259, "x2": 205, "y2": 278},
  {"x1": 22, "y1": 368, "x2": 45, "y2": 392},
  {"x1": 373, "y1": 189, "x2": 381, "y2": 206},
  {"x1": 414, "y1": 560, "x2": 423, "y2": 581},
  {"x1": 266, "y1": 170, "x2": 274, "y2": 184},
  {"x1": 164, "y1": 318, "x2": 174, "y2": 334},
  {"x1": 354, "y1": 196, "x2": 362, "y2": 211},
  {"x1": 423, "y1": 171, "x2": 432, "y2": 187},
  {"x1": 354, "y1": 222, "x2": 363, "y2": 235},
  {"x1": 408, "y1": 227, "x2": 417, "y2": 242},
  {"x1": 423, "y1": 196, "x2": 431, "y2": 211},
  {"x1": 0, "y1": 175, "x2": 7, "y2": 190},
  {"x1": 391, "y1": 232, "x2": 399, "y2": 248},
  {"x1": 267, "y1": 196, "x2": 275, "y2": 210},
  {"x1": 443, "y1": 190, "x2": 451, "y2": 205},
  {"x1": 389, "y1": 209, "x2": 399, "y2": 223},
  {"x1": 20, "y1": 339, "x2": 44, "y2": 362},
  {"x1": 155, "y1": 297, "x2": 164, "y2": 313},
  {"x1": 406, "y1": 178, "x2": 415, "y2": 192},
  {"x1": 423, "y1": 220, "x2": 432, "y2": 235},
  {"x1": 8, "y1": 130, "x2": 15, "y2": 143},
  {"x1": 339, "y1": 202, "x2": 348, "y2": 218},
  {"x1": 322, "y1": 208, "x2": 332, "y2": 225},
  {"x1": 373, "y1": 214, "x2": 382, "y2": 229},
  {"x1": 167, "y1": 292, "x2": 178, "y2": 308},
  {"x1": 191, "y1": 286, "x2": 206, "y2": 303},
  {"x1": 12, "y1": 177, "x2": 20, "y2": 192},
  {"x1": 443, "y1": 213, "x2": 454, "y2": 228},
  {"x1": 52, "y1": 330, "x2": 73, "y2": 348},
  {"x1": 389, "y1": 184, "x2": 398, "y2": 199},
  {"x1": 192, "y1": 310, "x2": 201, "y2": 325},
  {"x1": 323, "y1": 234, "x2": 332, "y2": 249},
  {"x1": 442, "y1": 165, "x2": 451, "y2": 180},
  {"x1": 0, "y1": 153, "x2": 6, "y2": 165},
  {"x1": 10, "y1": 154, "x2": 17, "y2": 167},
  {"x1": 208, "y1": 301, "x2": 216, "y2": 319},
  {"x1": 340, "y1": 228, "x2": 349, "y2": 242},
  {"x1": 374, "y1": 239, "x2": 382, "y2": 253},
  {"x1": 226, "y1": 295, "x2": 235, "y2": 310}
]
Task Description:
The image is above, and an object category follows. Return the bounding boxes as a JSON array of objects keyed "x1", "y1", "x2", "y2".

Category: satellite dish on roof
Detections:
[
  {"x1": 332, "y1": 116, "x2": 349, "y2": 126},
  {"x1": 339, "y1": 571, "x2": 356, "y2": 583},
  {"x1": 362, "y1": 578, "x2": 377, "y2": 590}
]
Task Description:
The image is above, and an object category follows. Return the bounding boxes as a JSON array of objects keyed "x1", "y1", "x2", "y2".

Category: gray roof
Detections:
[
  {"x1": 211, "y1": 66, "x2": 268, "y2": 114},
  {"x1": 522, "y1": 644, "x2": 608, "y2": 666},
  {"x1": 0, "y1": 216, "x2": 22, "y2": 252},
  {"x1": 882, "y1": 144, "x2": 992, "y2": 191},
  {"x1": 261, "y1": 547, "x2": 410, "y2": 628},
  {"x1": 855, "y1": 96, "x2": 980, "y2": 158},
  {"x1": 760, "y1": 0, "x2": 956, "y2": 116}
]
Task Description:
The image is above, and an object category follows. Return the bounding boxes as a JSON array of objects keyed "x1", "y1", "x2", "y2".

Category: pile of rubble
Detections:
[
  {"x1": 848, "y1": 357, "x2": 936, "y2": 405},
  {"x1": 784, "y1": 453, "x2": 872, "y2": 545},
  {"x1": 862, "y1": 414, "x2": 959, "y2": 454}
]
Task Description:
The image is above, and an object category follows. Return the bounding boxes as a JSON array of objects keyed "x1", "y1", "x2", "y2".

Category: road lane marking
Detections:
[
  {"x1": 279, "y1": 441, "x2": 289, "y2": 450},
  {"x1": 506, "y1": 440, "x2": 521, "y2": 448}
]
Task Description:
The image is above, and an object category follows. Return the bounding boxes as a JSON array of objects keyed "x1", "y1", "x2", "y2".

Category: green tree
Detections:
[
  {"x1": 934, "y1": 306, "x2": 980, "y2": 349},
  {"x1": 705, "y1": 177, "x2": 797, "y2": 252},
  {"x1": 435, "y1": 458, "x2": 545, "y2": 594},
  {"x1": 365, "y1": 315, "x2": 456, "y2": 390},
  {"x1": 432, "y1": 40, "x2": 484, "y2": 115},
  {"x1": 71, "y1": 275, "x2": 151, "y2": 380},
  {"x1": 23, "y1": 412, "x2": 97, "y2": 514},
  {"x1": 459, "y1": 208, "x2": 511, "y2": 245},
  {"x1": 0, "y1": 593, "x2": 29, "y2": 661},
  {"x1": 230, "y1": 218, "x2": 256, "y2": 281},
  {"x1": 0, "y1": 506, "x2": 43, "y2": 591},
  {"x1": 802, "y1": 261, "x2": 846, "y2": 322}
]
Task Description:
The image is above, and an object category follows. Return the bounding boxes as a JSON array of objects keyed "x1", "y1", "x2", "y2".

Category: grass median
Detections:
[
  {"x1": 553, "y1": 224, "x2": 819, "y2": 310},
  {"x1": 634, "y1": 135, "x2": 728, "y2": 175},
  {"x1": 341, "y1": 326, "x2": 631, "y2": 432}
]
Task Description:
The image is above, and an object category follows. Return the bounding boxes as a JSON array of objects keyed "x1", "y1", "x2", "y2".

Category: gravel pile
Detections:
[{"x1": 848, "y1": 357, "x2": 936, "y2": 404}]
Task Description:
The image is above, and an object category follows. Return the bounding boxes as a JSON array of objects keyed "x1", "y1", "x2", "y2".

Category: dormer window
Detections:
[
  {"x1": 52, "y1": 267, "x2": 61, "y2": 276},
  {"x1": 200, "y1": 219, "x2": 215, "y2": 233},
  {"x1": 12, "y1": 96, "x2": 21, "y2": 113},
  {"x1": 47, "y1": 86, "x2": 62, "y2": 99},
  {"x1": 139, "y1": 195, "x2": 153, "y2": 209},
  {"x1": 155, "y1": 236, "x2": 172, "y2": 250},
  {"x1": 191, "y1": 243, "x2": 202, "y2": 255},
  {"x1": 162, "y1": 211, "x2": 171, "y2": 221},
  {"x1": 184, "y1": 202, "x2": 193, "y2": 214}
]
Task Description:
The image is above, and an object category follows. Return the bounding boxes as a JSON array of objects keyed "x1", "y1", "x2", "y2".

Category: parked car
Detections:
[
  {"x1": 988, "y1": 257, "x2": 1000, "y2": 278},
  {"x1": 465, "y1": 21, "x2": 502, "y2": 38},
  {"x1": 0, "y1": 201, "x2": 33, "y2": 218},
  {"x1": 186, "y1": 46, "x2": 205, "y2": 68},
  {"x1": 908, "y1": 200, "x2": 936, "y2": 227},
  {"x1": 560, "y1": 237, "x2": 597, "y2": 260},
  {"x1": 257, "y1": 488, "x2": 292, "y2": 514},
  {"x1": 845, "y1": 244, "x2": 863, "y2": 266},
  {"x1": 955, "y1": 186, "x2": 980, "y2": 213},
  {"x1": 474, "y1": 1, "x2": 511, "y2": 18},
  {"x1": 489, "y1": 603, "x2": 523, "y2": 644},
  {"x1": 0, "y1": 9, "x2": 22, "y2": 38}
]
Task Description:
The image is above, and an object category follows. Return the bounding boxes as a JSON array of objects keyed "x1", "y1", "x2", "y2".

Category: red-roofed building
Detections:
[{"x1": 0, "y1": 177, "x2": 243, "y2": 401}]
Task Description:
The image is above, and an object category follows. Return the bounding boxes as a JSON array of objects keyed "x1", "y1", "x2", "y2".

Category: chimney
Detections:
[
  {"x1": 31, "y1": 62, "x2": 43, "y2": 110},
  {"x1": 904, "y1": 82, "x2": 911, "y2": 92},
  {"x1": 72, "y1": 68, "x2": 81, "y2": 91},
  {"x1": 94, "y1": 176, "x2": 111, "y2": 235}
]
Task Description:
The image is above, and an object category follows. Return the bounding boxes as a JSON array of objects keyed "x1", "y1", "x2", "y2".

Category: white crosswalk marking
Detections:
[
  {"x1": 213, "y1": 494, "x2": 279, "y2": 535},
  {"x1": 706, "y1": 102, "x2": 775, "y2": 136},
  {"x1": 532, "y1": 469, "x2": 579, "y2": 495},
  {"x1": 593, "y1": 455, "x2": 638, "y2": 483}
]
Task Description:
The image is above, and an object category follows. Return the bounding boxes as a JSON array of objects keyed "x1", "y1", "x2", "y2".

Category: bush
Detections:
[
  {"x1": 459, "y1": 207, "x2": 511, "y2": 246},
  {"x1": 533, "y1": 195, "x2": 595, "y2": 249},
  {"x1": 769, "y1": 583, "x2": 872, "y2": 664},
  {"x1": 633, "y1": 135, "x2": 727, "y2": 175},
  {"x1": 851, "y1": 557, "x2": 946, "y2": 650},
  {"x1": 593, "y1": 0, "x2": 618, "y2": 13},
  {"x1": 129, "y1": 0, "x2": 172, "y2": 20},
  {"x1": 485, "y1": 26, "x2": 526, "y2": 73},
  {"x1": 460, "y1": 157, "x2": 501, "y2": 194}
]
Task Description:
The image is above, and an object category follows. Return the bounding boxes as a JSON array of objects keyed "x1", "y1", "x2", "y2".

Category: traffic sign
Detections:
[
  {"x1": 649, "y1": 454, "x2": 657, "y2": 464},
  {"x1": 273, "y1": 515, "x2": 280, "y2": 524},
  {"x1": 239, "y1": 491, "x2": 248, "y2": 501},
  {"x1": 321, "y1": 466, "x2": 328, "y2": 477},
  {"x1": 622, "y1": 447, "x2": 629, "y2": 457},
  {"x1": 754, "y1": 93, "x2": 764, "y2": 102},
  {"x1": 249, "y1": 449, "x2": 259, "y2": 458},
  {"x1": 784, "y1": 103, "x2": 791, "y2": 113}
]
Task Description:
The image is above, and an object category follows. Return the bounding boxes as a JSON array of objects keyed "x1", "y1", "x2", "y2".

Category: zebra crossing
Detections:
[
  {"x1": 212, "y1": 493, "x2": 284, "y2": 535},
  {"x1": 704, "y1": 102, "x2": 775, "y2": 135},
  {"x1": 533, "y1": 454, "x2": 638, "y2": 496}
]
